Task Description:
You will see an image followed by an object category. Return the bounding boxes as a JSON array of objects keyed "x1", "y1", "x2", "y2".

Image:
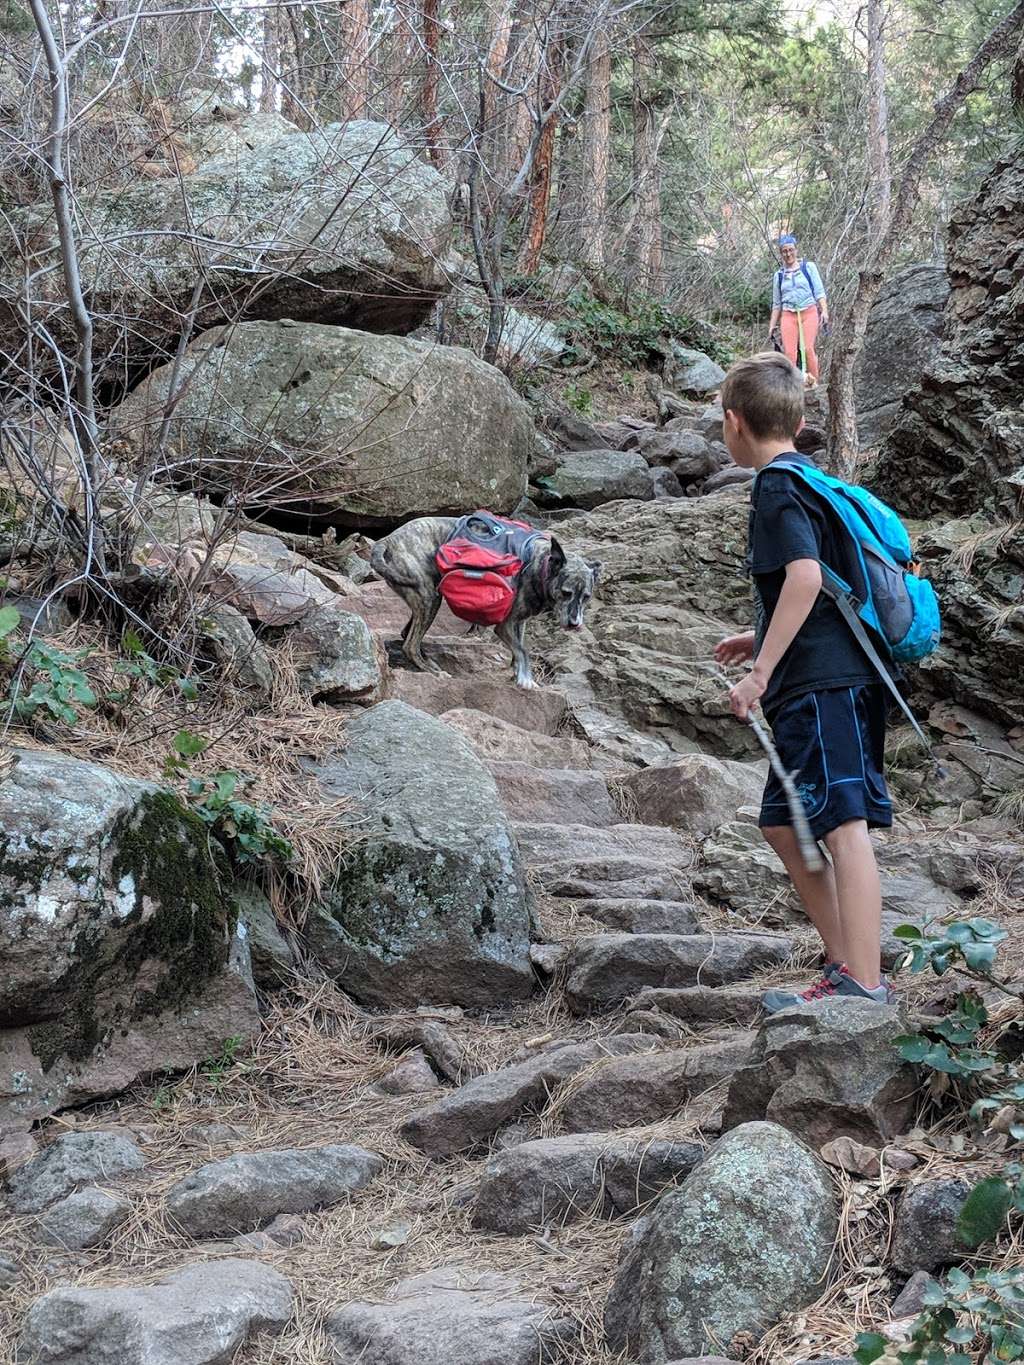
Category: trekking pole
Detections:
[
  {"x1": 745, "y1": 709, "x2": 825, "y2": 872},
  {"x1": 711, "y1": 666, "x2": 825, "y2": 873}
]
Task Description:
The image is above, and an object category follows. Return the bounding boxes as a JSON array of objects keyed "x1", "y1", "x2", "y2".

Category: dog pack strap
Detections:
[{"x1": 820, "y1": 576, "x2": 932, "y2": 753}]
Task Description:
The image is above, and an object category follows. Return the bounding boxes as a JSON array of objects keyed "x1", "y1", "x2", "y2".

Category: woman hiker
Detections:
[{"x1": 768, "y1": 234, "x2": 829, "y2": 386}]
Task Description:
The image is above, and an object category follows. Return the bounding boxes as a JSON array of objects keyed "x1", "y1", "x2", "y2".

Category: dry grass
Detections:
[{"x1": 0, "y1": 622, "x2": 353, "y2": 926}]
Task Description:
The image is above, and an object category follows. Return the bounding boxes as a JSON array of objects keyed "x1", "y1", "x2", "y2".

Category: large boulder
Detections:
[
  {"x1": 856, "y1": 264, "x2": 949, "y2": 449},
  {"x1": 604, "y1": 1122, "x2": 838, "y2": 1361},
  {"x1": 304, "y1": 701, "x2": 533, "y2": 1008},
  {"x1": 875, "y1": 151, "x2": 1024, "y2": 517},
  {"x1": 723, "y1": 1000, "x2": 918, "y2": 1147},
  {"x1": 0, "y1": 751, "x2": 258, "y2": 1129},
  {"x1": 19, "y1": 1259, "x2": 293, "y2": 1365},
  {"x1": 1, "y1": 120, "x2": 451, "y2": 381},
  {"x1": 525, "y1": 492, "x2": 761, "y2": 764},
  {"x1": 109, "y1": 321, "x2": 531, "y2": 527}
]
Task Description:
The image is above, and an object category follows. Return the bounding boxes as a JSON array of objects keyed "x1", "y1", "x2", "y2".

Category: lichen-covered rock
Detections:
[
  {"x1": 876, "y1": 151, "x2": 1024, "y2": 516},
  {"x1": 722, "y1": 1000, "x2": 918, "y2": 1148},
  {"x1": 664, "y1": 346, "x2": 727, "y2": 396},
  {"x1": 19, "y1": 1258, "x2": 293, "y2": 1365},
  {"x1": 604, "y1": 1122, "x2": 838, "y2": 1361},
  {"x1": 305, "y1": 701, "x2": 532, "y2": 1008},
  {"x1": 110, "y1": 321, "x2": 531, "y2": 526},
  {"x1": 166, "y1": 1145, "x2": 381, "y2": 1236},
  {"x1": 0, "y1": 751, "x2": 258, "y2": 1127},
  {"x1": 2, "y1": 120, "x2": 451, "y2": 380},
  {"x1": 856, "y1": 264, "x2": 948, "y2": 449}
]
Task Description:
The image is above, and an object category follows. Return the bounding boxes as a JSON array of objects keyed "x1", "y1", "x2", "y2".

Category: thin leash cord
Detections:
[{"x1": 710, "y1": 665, "x2": 825, "y2": 873}]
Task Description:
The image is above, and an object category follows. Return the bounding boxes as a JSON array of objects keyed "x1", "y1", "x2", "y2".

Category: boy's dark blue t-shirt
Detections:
[{"x1": 748, "y1": 452, "x2": 879, "y2": 717}]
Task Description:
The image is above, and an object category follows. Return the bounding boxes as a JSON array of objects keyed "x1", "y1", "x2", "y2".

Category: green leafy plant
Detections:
[
  {"x1": 186, "y1": 770, "x2": 293, "y2": 866},
  {"x1": 201, "y1": 1035, "x2": 246, "y2": 1091},
  {"x1": 893, "y1": 915, "x2": 1024, "y2": 1249},
  {"x1": 10, "y1": 642, "x2": 97, "y2": 726},
  {"x1": 855, "y1": 1266, "x2": 1024, "y2": 1365},
  {"x1": 163, "y1": 728, "x2": 210, "y2": 777},
  {"x1": 563, "y1": 381, "x2": 594, "y2": 415},
  {"x1": 558, "y1": 289, "x2": 730, "y2": 369},
  {"x1": 106, "y1": 629, "x2": 198, "y2": 705}
]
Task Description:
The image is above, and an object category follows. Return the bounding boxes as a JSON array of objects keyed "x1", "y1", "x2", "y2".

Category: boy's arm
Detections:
[{"x1": 729, "y1": 558, "x2": 822, "y2": 719}]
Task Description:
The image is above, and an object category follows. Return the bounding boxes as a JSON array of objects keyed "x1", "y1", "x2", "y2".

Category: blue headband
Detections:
[{"x1": 778, "y1": 234, "x2": 798, "y2": 246}]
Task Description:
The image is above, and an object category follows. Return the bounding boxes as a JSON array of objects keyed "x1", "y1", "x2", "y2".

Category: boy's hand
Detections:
[
  {"x1": 715, "y1": 631, "x2": 755, "y2": 666},
  {"x1": 730, "y1": 666, "x2": 767, "y2": 720}
]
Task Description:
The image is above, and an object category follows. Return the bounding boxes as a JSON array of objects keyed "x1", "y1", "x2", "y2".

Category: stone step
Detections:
[
  {"x1": 514, "y1": 822, "x2": 693, "y2": 900},
  {"x1": 441, "y1": 708, "x2": 592, "y2": 769},
  {"x1": 554, "y1": 896, "x2": 700, "y2": 935},
  {"x1": 564, "y1": 932, "x2": 794, "y2": 1014},
  {"x1": 486, "y1": 761, "x2": 617, "y2": 827},
  {"x1": 389, "y1": 670, "x2": 570, "y2": 735},
  {"x1": 471, "y1": 1129, "x2": 704, "y2": 1234},
  {"x1": 559, "y1": 1035, "x2": 754, "y2": 1134},
  {"x1": 400, "y1": 1034, "x2": 657, "y2": 1159},
  {"x1": 627, "y1": 984, "x2": 764, "y2": 1028}
]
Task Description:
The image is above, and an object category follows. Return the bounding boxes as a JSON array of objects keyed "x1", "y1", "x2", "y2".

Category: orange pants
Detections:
[{"x1": 781, "y1": 306, "x2": 819, "y2": 380}]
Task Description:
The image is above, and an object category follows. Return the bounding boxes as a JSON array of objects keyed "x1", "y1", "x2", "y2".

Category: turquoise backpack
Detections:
[{"x1": 766, "y1": 460, "x2": 941, "y2": 747}]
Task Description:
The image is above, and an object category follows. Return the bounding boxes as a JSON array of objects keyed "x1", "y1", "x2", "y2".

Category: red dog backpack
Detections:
[{"x1": 435, "y1": 512, "x2": 543, "y2": 626}]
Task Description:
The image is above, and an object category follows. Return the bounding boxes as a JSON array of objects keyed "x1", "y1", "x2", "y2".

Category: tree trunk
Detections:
[
  {"x1": 580, "y1": 27, "x2": 611, "y2": 268},
  {"x1": 259, "y1": 4, "x2": 280, "y2": 113},
  {"x1": 518, "y1": 38, "x2": 563, "y2": 275},
  {"x1": 280, "y1": 7, "x2": 305, "y2": 125},
  {"x1": 386, "y1": 2, "x2": 416, "y2": 125},
  {"x1": 631, "y1": 27, "x2": 663, "y2": 294},
  {"x1": 866, "y1": 0, "x2": 891, "y2": 244},
  {"x1": 827, "y1": 0, "x2": 1024, "y2": 480},
  {"x1": 421, "y1": 0, "x2": 442, "y2": 164},
  {"x1": 340, "y1": 0, "x2": 371, "y2": 122}
]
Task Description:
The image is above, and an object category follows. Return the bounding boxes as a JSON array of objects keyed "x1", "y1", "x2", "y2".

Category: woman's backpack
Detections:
[{"x1": 777, "y1": 260, "x2": 818, "y2": 301}]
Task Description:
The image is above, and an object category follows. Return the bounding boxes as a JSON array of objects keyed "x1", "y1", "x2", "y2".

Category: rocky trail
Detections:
[
  {"x1": 2, "y1": 533, "x2": 1023, "y2": 1365},
  {"x1": 1, "y1": 88, "x2": 1023, "y2": 1365}
]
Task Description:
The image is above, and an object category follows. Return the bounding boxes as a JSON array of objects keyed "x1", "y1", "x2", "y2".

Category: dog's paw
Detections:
[{"x1": 515, "y1": 677, "x2": 538, "y2": 690}]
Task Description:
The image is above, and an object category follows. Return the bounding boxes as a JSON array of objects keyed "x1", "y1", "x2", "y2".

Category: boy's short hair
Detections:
[{"x1": 720, "y1": 352, "x2": 805, "y2": 441}]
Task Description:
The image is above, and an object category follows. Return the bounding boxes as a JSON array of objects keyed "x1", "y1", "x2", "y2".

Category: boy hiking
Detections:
[{"x1": 715, "y1": 352, "x2": 896, "y2": 1012}]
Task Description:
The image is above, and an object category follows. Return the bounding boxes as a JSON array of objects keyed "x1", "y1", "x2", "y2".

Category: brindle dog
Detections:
[{"x1": 370, "y1": 516, "x2": 601, "y2": 689}]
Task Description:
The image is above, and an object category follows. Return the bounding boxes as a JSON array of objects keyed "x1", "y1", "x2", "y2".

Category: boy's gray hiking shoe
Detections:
[{"x1": 762, "y1": 968, "x2": 894, "y2": 1015}]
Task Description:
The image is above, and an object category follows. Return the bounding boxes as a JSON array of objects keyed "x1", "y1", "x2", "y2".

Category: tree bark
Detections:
[
  {"x1": 340, "y1": 0, "x2": 371, "y2": 121},
  {"x1": 827, "y1": 0, "x2": 1024, "y2": 480},
  {"x1": 28, "y1": 0, "x2": 106, "y2": 574},
  {"x1": 421, "y1": 0, "x2": 442, "y2": 164},
  {"x1": 518, "y1": 38, "x2": 563, "y2": 275},
  {"x1": 259, "y1": 4, "x2": 280, "y2": 113},
  {"x1": 631, "y1": 27, "x2": 663, "y2": 294},
  {"x1": 386, "y1": 1, "x2": 416, "y2": 125},
  {"x1": 866, "y1": 0, "x2": 891, "y2": 244},
  {"x1": 580, "y1": 27, "x2": 611, "y2": 268}
]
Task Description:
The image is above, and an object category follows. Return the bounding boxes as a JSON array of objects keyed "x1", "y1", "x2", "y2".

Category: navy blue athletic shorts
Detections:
[{"x1": 758, "y1": 683, "x2": 892, "y2": 841}]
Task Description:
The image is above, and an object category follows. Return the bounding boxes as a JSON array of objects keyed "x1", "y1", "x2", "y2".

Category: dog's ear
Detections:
[
  {"x1": 587, "y1": 559, "x2": 602, "y2": 586},
  {"x1": 548, "y1": 538, "x2": 567, "y2": 574}
]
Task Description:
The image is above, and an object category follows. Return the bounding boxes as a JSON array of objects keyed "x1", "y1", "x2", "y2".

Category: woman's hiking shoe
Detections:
[{"x1": 762, "y1": 969, "x2": 894, "y2": 1015}]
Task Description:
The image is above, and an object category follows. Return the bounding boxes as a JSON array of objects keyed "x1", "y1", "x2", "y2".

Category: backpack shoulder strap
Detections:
[{"x1": 800, "y1": 260, "x2": 815, "y2": 293}]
